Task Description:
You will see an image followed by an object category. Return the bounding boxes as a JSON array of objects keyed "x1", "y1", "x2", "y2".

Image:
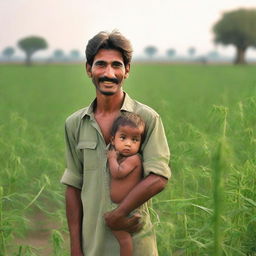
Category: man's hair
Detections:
[
  {"x1": 111, "y1": 112, "x2": 145, "y2": 138},
  {"x1": 85, "y1": 31, "x2": 133, "y2": 66}
]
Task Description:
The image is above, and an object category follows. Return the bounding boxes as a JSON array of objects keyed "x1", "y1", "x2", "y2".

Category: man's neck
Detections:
[{"x1": 94, "y1": 91, "x2": 125, "y2": 115}]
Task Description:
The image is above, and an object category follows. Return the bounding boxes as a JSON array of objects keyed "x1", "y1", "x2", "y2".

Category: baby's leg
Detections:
[{"x1": 112, "y1": 230, "x2": 132, "y2": 256}]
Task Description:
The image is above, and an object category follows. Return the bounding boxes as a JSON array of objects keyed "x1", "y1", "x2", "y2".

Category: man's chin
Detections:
[
  {"x1": 100, "y1": 90, "x2": 115, "y2": 96},
  {"x1": 96, "y1": 87, "x2": 119, "y2": 96}
]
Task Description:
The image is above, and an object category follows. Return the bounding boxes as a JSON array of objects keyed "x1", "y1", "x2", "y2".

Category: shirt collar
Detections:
[
  {"x1": 81, "y1": 92, "x2": 136, "y2": 119},
  {"x1": 80, "y1": 99, "x2": 95, "y2": 120},
  {"x1": 120, "y1": 92, "x2": 136, "y2": 112}
]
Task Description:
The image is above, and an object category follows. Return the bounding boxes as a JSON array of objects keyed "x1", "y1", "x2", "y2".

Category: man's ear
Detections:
[
  {"x1": 124, "y1": 64, "x2": 130, "y2": 79},
  {"x1": 86, "y1": 63, "x2": 92, "y2": 77}
]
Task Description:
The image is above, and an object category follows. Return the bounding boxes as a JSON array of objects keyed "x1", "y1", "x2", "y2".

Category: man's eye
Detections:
[
  {"x1": 95, "y1": 62, "x2": 105, "y2": 67},
  {"x1": 113, "y1": 62, "x2": 123, "y2": 68}
]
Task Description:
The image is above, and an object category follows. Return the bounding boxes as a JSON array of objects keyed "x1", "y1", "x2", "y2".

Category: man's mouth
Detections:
[
  {"x1": 99, "y1": 77, "x2": 118, "y2": 84},
  {"x1": 103, "y1": 81, "x2": 114, "y2": 85}
]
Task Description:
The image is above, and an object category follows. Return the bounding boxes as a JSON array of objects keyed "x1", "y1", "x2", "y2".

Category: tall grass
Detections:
[
  {"x1": 0, "y1": 111, "x2": 66, "y2": 255},
  {"x1": 0, "y1": 64, "x2": 255, "y2": 255},
  {"x1": 212, "y1": 106, "x2": 228, "y2": 256}
]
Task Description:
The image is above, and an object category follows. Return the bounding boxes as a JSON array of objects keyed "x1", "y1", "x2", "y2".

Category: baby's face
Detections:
[{"x1": 112, "y1": 125, "x2": 144, "y2": 157}]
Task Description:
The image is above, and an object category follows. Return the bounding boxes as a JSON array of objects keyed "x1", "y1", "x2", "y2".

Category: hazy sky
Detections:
[{"x1": 1, "y1": 0, "x2": 256, "y2": 58}]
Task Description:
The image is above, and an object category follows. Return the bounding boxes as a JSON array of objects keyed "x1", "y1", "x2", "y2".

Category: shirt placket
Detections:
[{"x1": 90, "y1": 117, "x2": 112, "y2": 209}]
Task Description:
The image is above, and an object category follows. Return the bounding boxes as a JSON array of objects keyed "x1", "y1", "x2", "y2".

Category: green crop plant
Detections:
[
  {"x1": 0, "y1": 186, "x2": 6, "y2": 256},
  {"x1": 211, "y1": 106, "x2": 229, "y2": 256},
  {"x1": 51, "y1": 229, "x2": 66, "y2": 256},
  {"x1": 0, "y1": 64, "x2": 255, "y2": 255}
]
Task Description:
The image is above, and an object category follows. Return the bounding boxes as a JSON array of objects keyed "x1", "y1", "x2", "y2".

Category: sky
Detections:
[{"x1": 1, "y1": 0, "x2": 256, "y2": 58}]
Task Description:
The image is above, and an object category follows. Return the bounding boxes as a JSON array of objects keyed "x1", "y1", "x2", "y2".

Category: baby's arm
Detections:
[{"x1": 108, "y1": 150, "x2": 141, "y2": 179}]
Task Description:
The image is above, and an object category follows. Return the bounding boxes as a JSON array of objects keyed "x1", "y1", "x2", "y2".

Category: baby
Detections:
[{"x1": 107, "y1": 112, "x2": 145, "y2": 256}]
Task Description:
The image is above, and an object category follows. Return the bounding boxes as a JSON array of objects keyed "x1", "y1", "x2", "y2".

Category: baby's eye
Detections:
[
  {"x1": 132, "y1": 138, "x2": 139, "y2": 142},
  {"x1": 120, "y1": 136, "x2": 125, "y2": 140}
]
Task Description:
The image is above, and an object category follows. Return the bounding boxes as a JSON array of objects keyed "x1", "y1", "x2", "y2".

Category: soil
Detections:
[{"x1": 13, "y1": 210, "x2": 69, "y2": 255}]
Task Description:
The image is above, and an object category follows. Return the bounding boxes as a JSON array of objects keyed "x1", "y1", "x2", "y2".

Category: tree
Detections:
[
  {"x1": 188, "y1": 47, "x2": 196, "y2": 58},
  {"x1": 144, "y1": 46, "x2": 157, "y2": 58},
  {"x1": 2, "y1": 47, "x2": 15, "y2": 59},
  {"x1": 53, "y1": 49, "x2": 64, "y2": 60},
  {"x1": 17, "y1": 36, "x2": 48, "y2": 65},
  {"x1": 213, "y1": 8, "x2": 256, "y2": 64},
  {"x1": 70, "y1": 49, "x2": 80, "y2": 59},
  {"x1": 208, "y1": 50, "x2": 219, "y2": 59},
  {"x1": 166, "y1": 48, "x2": 176, "y2": 58}
]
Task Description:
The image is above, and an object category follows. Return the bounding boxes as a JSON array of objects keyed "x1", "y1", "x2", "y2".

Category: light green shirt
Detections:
[{"x1": 61, "y1": 93, "x2": 171, "y2": 256}]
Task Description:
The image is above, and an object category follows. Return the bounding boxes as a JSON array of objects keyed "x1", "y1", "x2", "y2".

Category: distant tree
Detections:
[
  {"x1": 2, "y1": 47, "x2": 15, "y2": 59},
  {"x1": 208, "y1": 50, "x2": 219, "y2": 59},
  {"x1": 70, "y1": 49, "x2": 80, "y2": 59},
  {"x1": 188, "y1": 47, "x2": 196, "y2": 58},
  {"x1": 17, "y1": 36, "x2": 48, "y2": 65},
  {"x1": 213, "y1": 8, "x2": 256, "y2": 64},
  {"x1": 197, "y1": 55, "x2": 207, "y2": 65},
  {"x1": 144, "y1": 46, "x2": 157, "y2": 58},
  {"x1": 166, "y1": 48, "x2": 176, "y2": 58},
  {"x1": 53, "y1": 49, "x2": 64, "y2": 60}
]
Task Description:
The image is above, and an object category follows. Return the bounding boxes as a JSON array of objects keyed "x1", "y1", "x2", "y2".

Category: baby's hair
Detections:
[{"x1": 111, "y1": 112, "x2": 145, "y2": 137}]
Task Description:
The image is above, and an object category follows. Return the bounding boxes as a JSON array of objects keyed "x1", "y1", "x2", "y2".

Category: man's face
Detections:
[{"x1": 86, "y1": 49, "x2": 130, "y2": 96}]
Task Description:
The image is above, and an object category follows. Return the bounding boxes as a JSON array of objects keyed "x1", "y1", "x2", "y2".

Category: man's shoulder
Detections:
[
  {"x1": 65, "y1": 106, "x2": 89, "y2": 129},
  {"x1": 132, "y1": 98, "x2": 159, "y2": 121}
]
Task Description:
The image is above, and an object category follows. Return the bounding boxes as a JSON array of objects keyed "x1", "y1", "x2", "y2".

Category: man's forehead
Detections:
[{"x1": 93, "y1": 49, "x2": 124, "y2": 63}]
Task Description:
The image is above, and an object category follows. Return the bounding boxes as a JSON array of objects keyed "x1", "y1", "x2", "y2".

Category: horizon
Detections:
[{"x1": 1, "y1": 0, "x2": 256, "y2": 59}]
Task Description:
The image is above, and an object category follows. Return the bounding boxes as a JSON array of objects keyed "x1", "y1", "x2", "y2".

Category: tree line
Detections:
[
  {"x1": 145, "y1": 8, "x2": 256, "y2": 64},
  {"x1": 2, "y1": 37, "x2": 81, "y2": 66},
  {"x1": 144, "y1": 46, "x2": 198, "y2": 59},
  {"x1": 2, "y1": 8, "x2": 256, "y2": 65}
]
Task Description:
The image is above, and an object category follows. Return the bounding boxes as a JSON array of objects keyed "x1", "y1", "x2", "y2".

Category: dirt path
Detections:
[{"x1": 14, "y1": 210, "x2": 69, "y2": 255}]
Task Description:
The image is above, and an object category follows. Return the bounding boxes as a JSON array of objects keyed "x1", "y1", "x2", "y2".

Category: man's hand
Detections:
[{"x1": 104, "y1": 208, "x2": 143, "y2": 234}]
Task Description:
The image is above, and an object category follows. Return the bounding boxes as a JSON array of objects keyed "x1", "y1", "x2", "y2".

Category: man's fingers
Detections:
[
  {"x1": 129, "y1": 213, "x2": 141, "y2": 221},
  {"x1": 124, "y1": 213, "x2": 143, "y2": 233},
  {"x1": 126, "y1": 214, "x2": 141, "y2": 226},
  {"x1": 126, "y1": 221, "x2": 144, "y2": 233},
  {"x1": 133, "y1": 213, "x2": 141, "y2": 218},
  {"x1": 104, "y1": 211, "x2": 142, "y2": 231}
]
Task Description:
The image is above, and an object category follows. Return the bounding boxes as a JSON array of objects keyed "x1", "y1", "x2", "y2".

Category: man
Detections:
[{"x1": 61, "y1": 31, "x2": 171, "y2": 256}]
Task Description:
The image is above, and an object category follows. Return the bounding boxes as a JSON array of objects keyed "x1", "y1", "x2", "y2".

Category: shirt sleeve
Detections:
[
  {"x1": 142, "y1": 115, "x2": 171, "y2": 179},
  {"x1": 60, "y1": 120, "x2": 83, "y2": 189}
]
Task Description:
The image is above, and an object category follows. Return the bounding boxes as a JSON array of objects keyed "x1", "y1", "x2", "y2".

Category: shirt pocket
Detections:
[{"x1": 77, "y1": 141, "x2": 98, "y2": 171}]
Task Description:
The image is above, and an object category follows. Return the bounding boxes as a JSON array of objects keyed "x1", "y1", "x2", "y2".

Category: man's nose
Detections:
[{"x1": 104, "y1": 65, "x2": 115, "y2": 78}]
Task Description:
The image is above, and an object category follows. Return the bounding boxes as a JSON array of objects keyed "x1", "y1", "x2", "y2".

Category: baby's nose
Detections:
[{"x1": 125, "y1": 140, "x2": 131, "y2": 146}]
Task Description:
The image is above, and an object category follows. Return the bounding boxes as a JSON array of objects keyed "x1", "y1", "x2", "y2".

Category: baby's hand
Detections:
[{"x1": 107, "y1": 149, "x2": 118, "y2": 160}]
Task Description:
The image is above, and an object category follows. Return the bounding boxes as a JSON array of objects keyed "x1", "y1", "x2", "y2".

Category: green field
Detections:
[{"x1": 0, "y1": 64, "x2": 255, "y2": 255}]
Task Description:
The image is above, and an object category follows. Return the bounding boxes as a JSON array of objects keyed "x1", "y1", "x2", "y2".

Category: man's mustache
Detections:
[{"x1": 99, "y1": 76, "x2": 118, "y2": 84}]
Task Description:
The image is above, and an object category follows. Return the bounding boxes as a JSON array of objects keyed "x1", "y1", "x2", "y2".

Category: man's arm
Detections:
[
  {"x1": 104, "y1": 173, "x2": 167, "y2": 232},
  {"x1": 66, "y1": 185, "x2": 84, "y2": 256}
]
